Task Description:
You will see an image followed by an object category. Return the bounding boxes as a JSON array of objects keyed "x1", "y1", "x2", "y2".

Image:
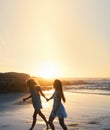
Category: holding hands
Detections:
[
  {"x1": 46, "y1": 97, "x2": 51, "y2": 102},
  {"x1": 22, "y1": 98, "x2": 26, "y2": 102},
  {"x1": 46, "y1": 98, "x2": 49, "y2": 102}
]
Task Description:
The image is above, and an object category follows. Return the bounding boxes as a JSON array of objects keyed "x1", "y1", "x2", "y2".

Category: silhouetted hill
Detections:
[
  {"x1": 0, "y1": 72, "x2": 30, "y2": 93},
  {"x1": 0, "y1": 72, "x2": 54, "y2": 93}
]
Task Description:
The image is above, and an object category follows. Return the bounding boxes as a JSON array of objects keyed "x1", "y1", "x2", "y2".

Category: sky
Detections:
[{"x1": 0, "y1": 0, "x2": 110, "y2": 78}]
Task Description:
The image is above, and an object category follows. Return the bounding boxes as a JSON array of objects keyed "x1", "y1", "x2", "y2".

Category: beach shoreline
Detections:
[{"x1": 0, "y1": 91, "x2": 110, "y2": 130}]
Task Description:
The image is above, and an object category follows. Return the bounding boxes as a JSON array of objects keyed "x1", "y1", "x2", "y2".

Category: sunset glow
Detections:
[
  {"x1": 36, "y1": 63, "x2": 59, "y2": 79},
  {"x1": 0, "y1": 1, "x2": 110, "y2": 78}
]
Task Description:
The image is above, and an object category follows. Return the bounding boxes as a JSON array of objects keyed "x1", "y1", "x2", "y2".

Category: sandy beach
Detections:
[{"x1": 0, "y1": 90, "x2": 110, "y2": 130}]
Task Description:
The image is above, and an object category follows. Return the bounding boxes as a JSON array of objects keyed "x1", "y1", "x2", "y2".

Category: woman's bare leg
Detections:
[
  {"x1": 48, "y1": 116, "x2": 55, "y2": 130},
  {"x1": 38, "y1": 110, "x2": 48, "y2": 129},
  {"x1": 59, "y1": 118, "x2": 68, "y2": 130},
  {"x1": 29, "y1": 110, "x2": 37, "y2": 130}
]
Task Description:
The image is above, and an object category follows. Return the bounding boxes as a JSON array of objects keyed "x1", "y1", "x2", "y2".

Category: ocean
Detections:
[{"x1": 65, "y1": 78, "x2": 110, "y2": 95}]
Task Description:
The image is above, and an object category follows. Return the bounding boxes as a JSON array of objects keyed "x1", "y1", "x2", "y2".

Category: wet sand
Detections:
[{"x1": 0, "y1": 90, "x2": 110, "y2": 130}]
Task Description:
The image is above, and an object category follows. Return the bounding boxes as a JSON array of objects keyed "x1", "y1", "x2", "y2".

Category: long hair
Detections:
[
  {"x1": 26, "y1": 78, "x2": 37, "y2": 87},
  {"x1": 54, "y1": 79, "x2": 66, "y2": 102}
]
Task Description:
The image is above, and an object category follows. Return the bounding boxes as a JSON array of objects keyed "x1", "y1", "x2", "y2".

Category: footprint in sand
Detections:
[
  {"x1": 0, "y1": 124, "x2": 11, "y2": 128},
  {"x1": 88, "y1": 121, "x2": 100, "y2": 125},
  {"x1": 68, "y1": 124, "x2": 79, "y2": 130},
  {"x1": 68, "y1": 123, "x2": 78, "y2": 127}
]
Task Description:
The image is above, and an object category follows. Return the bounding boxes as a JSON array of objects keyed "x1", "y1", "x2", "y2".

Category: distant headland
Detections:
[{"x1": 0, "y1": 72, "x2": 88, "y2": 93}]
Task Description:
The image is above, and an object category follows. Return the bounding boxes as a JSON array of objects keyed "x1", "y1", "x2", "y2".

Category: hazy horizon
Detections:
[{"x1": 1, "y1": 71, "x2": 110, "y2": 80}]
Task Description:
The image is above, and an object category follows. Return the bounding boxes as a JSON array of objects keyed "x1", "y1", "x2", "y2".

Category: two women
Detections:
[{"x1": 23, "y1": 79, "x2": 68, "y2": 130}]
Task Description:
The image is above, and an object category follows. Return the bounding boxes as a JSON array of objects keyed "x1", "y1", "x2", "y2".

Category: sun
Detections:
[{"x1": 37, "y1": 63, "x2": 58, "y2": 79}]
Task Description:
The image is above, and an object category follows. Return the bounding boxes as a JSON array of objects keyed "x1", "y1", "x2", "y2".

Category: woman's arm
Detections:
[
  {"x1": 39, "y1": 87, "x2": 48, "y2": 101},
  {"x1": 23, "y1": 94, "x2": 31, "y2": 102},
  {"x1": 47, "y1": 92, "x2": 55, "y2": 101}
]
